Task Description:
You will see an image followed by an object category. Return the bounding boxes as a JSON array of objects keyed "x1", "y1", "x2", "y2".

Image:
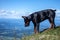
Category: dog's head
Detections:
[{"x1": 22, "y1": 16, "x2": 30, "y2": 27}]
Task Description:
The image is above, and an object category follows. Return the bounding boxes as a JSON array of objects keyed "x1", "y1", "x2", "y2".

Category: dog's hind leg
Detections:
[{"x1": 48, "y1": 17, "x2": 55, "y2": 29}]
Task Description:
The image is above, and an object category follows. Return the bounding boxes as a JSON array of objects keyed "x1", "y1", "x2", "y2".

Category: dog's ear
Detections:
[{"x1": 22, "y1": 16, "x2": 26, "y2": 19}]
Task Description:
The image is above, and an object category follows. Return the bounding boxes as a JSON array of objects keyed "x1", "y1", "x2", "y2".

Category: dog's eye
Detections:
[
  {"x1": 25, "y1": 20, "x2": 29, "y2": 23},
  {"x1": 27, "y1": 20, "x2": 28, "y2": 22},
  {"x1": 26, "y1": 22, "x2": 28, "y2": 23},
  {"x1": 26, "y1": 20, "x2": 28, "y2": 22}
]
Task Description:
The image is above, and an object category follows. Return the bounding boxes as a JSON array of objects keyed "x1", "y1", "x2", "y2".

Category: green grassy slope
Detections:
[{"x1": 21, "y1": 26, "x2": 60, "y2": 40}]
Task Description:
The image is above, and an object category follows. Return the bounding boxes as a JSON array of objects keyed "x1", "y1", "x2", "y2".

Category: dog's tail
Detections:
[{"x1": 53, "y1": 9, "x2": 56, "y2": 11}]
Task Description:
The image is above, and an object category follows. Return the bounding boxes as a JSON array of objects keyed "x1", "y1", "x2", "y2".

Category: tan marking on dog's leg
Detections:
[
  {"x1": 50, "y1": 23, "x2": 54, "y2": 29},
  {"x1": 34, "y1": 26, "x2": 36, "y2": 34}
]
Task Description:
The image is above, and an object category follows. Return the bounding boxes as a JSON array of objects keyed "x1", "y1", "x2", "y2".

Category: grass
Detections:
[{"x1": 21, "y1": 26, "x2": 60, "y2": 40}]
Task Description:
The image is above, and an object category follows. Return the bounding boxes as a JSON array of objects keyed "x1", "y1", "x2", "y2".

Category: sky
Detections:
[{"x1": 0, "y1": 0, "x2": 60, "y2": 19}]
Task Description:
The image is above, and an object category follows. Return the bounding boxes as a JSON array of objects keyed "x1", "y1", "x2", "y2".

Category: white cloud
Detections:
[
  {"x1": 0, "y1": 10, "x2": 6, "y2": 14},
  {"x1": 0, "y1": 9, "x2": 29, "y2": 19},
  {"x1": 56, "y1": 10, "x2": 60, "y2": 17},
  {"x1": 56, "y1": 10, "x2": 60, "y2": 13},
  {"x1": 55, "y1": 10, "x2": 60, "y2": 20},
  {"x1": 0, "y1": 9, "x2": 59, "y2": 19},
  {"x1": 11, "y1": 10, "x2": 15, "y2": 13},
  {"x1": 0, "y1": 10, "x2": 20, "y2": 19}
]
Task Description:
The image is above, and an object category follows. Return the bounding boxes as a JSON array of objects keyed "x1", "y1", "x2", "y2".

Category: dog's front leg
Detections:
[
  {"x1": 34, "y1": 25, "x2": 37, "y2": 34},
  {"x1": 37, "y1": 23, "x2": 39, "y2": 33},
  {"x1": 34, "y1": 23, "x2": 39, "y2": 34}
]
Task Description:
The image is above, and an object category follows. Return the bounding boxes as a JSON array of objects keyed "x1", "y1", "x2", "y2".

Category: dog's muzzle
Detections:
[{"x1": 25, "y1": 22, "x2": 29, "y2": 27}]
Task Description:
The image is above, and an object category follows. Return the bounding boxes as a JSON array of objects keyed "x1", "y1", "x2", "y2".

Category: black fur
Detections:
[{"x1": 22, "y1": 9, "x2": 56, "y2": 34}]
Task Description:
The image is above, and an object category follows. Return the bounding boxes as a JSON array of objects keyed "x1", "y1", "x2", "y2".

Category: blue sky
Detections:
[{"x1": 0, "y1": 0, "x2": 60, "y2": 19}]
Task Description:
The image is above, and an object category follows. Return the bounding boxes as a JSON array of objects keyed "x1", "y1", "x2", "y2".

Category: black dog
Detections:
[{"x1": 22, "y1": 9, "x2": 56, "y2": 34}]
